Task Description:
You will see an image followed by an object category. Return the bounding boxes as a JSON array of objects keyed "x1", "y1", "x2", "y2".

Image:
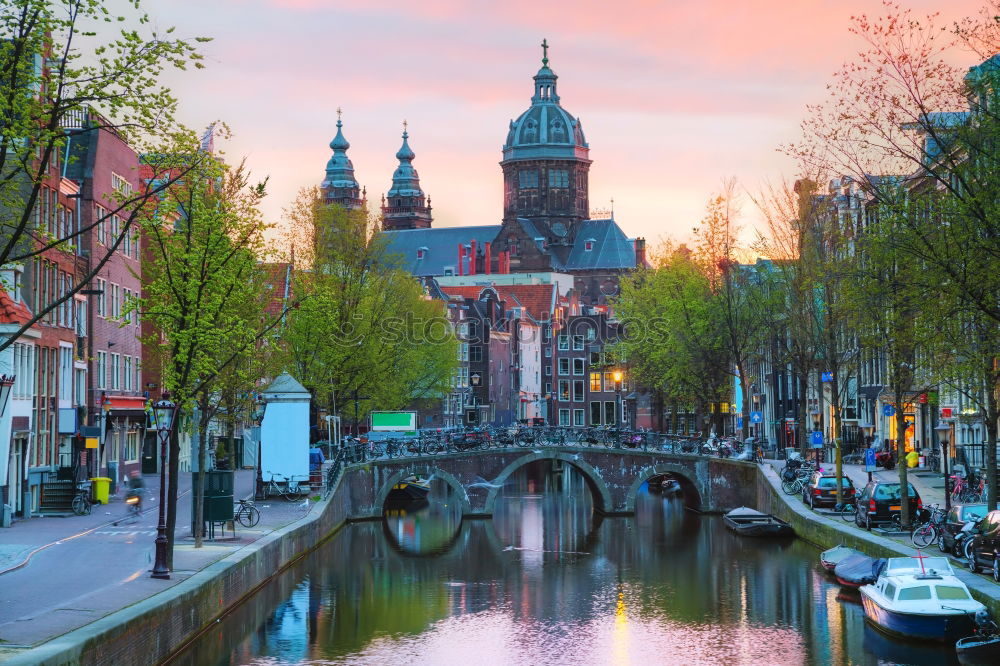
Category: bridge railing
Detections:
[{"x1": 333, "y1": 428, "x2": 764, "y2": 466}]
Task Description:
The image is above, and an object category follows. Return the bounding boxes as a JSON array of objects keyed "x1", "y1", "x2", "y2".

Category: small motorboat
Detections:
[
  {"x1": 661, "y1": 478, "x2": 682, "y2": 495},
  {"x1": 956, "y1": 610, "x2": 1000, "y2": 665},
  {"x1": 860, "y1": 569, "x2": 986, "y2": 642},
  {"x1": 387, "y1": 476, "x2": 431, "y2": 502},
  {"x1": 820, "y1": 545, "x2": 863, "y2": 572},
  {"x1": 723, "y1": 507, "x2": 794, "y2": 537},
  {"x1": 835, "y1": 553, "x2": 886, "y2": 588}
]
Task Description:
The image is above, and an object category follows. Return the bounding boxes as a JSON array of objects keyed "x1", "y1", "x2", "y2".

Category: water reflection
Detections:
[{"x1": 170, "y1": 467, "x2": 960, "y2": 665}]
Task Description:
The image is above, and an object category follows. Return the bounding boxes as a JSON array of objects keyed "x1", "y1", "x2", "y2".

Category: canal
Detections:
[{"x1": 171, "y1": 462, "x2": 958, "y2": 665}]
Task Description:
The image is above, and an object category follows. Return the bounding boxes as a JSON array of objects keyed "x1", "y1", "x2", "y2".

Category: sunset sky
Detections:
[{"x1": 148, "y1": 0, "x2": 986, "y2": 249}]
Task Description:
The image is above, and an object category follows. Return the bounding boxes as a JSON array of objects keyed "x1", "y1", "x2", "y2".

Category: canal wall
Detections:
[
  {"x1": 754, "y1": 463, "x2": 1000, "y2": 618},
  {"x1": 1, "y1": 466, "x2": 371, "y2": 666}
]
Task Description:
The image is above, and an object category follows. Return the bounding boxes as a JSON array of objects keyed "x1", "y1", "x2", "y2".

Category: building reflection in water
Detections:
[{"x1": 169, "y1": 467, "x2": 962, "y2": 666}]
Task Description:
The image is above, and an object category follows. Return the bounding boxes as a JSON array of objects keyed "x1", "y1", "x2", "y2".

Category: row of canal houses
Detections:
[{"x1": 0, "y1": 111, "x2": 264, "y2": 525}]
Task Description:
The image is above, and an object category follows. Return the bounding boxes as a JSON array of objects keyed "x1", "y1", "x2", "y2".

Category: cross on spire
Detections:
[
  {"x1": 541, "y1": 38, "x2": 549, "y2": 66},
  {"x1": 336, "y1": 106, "x2": 342, "y2": 121}
]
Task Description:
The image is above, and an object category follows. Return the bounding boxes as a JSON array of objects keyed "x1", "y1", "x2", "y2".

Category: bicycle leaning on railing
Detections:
[{"x1": 910, "y1": 503, "x2": 946, "y2": 548}]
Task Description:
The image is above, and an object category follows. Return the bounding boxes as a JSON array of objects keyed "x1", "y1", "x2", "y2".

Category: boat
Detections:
[
  {"x1": 859, "y1": 569, "x2": 986, "y2": 642},
  {"x1": 386, "y1": 477, "x2": 431, "y2": 502},
  {"x1": 957, "y1": 633, "x2": 1000, "y2": 665},
  {"x1": 661, "y1": 478, "x2": 682, "y2": 495},
  {"x1": 835, "y1": 553, "x2": 886, "y2": 588},
  {"x1": 820, "y1": 545, "x2": 863, "y2": 572},
  {"x1": 882, "y1": 556, "x2": 955, "y2": 577},
  {"x1": 723, "y1": 507, "x2": 794, "y2": 537}
]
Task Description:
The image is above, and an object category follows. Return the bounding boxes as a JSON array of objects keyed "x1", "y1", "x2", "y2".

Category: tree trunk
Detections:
[{"x1": 984, "y1": 362, "x2": 999, "y2": 512}]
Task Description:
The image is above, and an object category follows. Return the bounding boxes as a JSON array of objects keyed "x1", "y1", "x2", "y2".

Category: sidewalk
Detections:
[{"x1": 0, "y1": 468, "x2": 321, "y2": 655}]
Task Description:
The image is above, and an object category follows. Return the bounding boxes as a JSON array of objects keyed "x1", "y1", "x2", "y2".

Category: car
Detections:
[
  {"x1": 966, "y1": 510, "x2": 1000, "y2": 581},
  {"x1": 854, "y1": 480, "x2": 921, "y2": 530},
  {"x1": 939, "y1": 503, "x2": 988, "y2": 555},
  {"x1": 801, "y1": 471, "x2": 856, "y2": 508}
]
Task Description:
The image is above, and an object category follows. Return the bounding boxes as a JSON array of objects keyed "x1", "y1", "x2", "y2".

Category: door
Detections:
[{"x1": 8, "y1": 439, "x2": 23, "y2": 516}]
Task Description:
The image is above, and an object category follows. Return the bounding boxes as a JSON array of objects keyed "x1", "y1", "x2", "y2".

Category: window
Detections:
[
  {"x1": 110, "y1": 214, "x2": 120, "y2": 245},
  {"x1": 123, "y1": 227, "x2": 131, "y2": 256},
  {"x1": 123, "y1": 356, "x2": 132, "y2": 391},
  {"x1": 470, "y1": 347, "x2": 482, "y2": 363},
  {"x1": 460, "y1": 367, "x2": 469, "y2": 388},
  {"x1": 558, "y1": 380, "x2": 570, "y2": 401},
  {"x1": 573, "y1": 358, "x2": 585, "y2": 375},
  {"x1": 936, "y1": 586, "x2": 971, "y2": 600},
  {"x1": 589, "y1": 351, "x2": 602, "y2": 365},
  {"x1": 110, "y1": 353, "x2": 120, "y2": 390},
  {"x1": 557, "y1": 335, "x2": 568, "y2": 351},
  {"x1": 95, "y1": 204, "x2": 107, "y2": 245},
  {"x1": 96, "y1": 278, "x2": 106, "y2": 317},
  {"x1": 590, "y1": 372, "x2": 602, "y2": 392},
  {"x1": 110, "y1": 283, "x2": 120, "y2": 319},
  {"x1": 572, "y1": 335, "x2": 584, "y2": 351},
  {"x1": 111, "y1": 172, "x2": 133, "y2": 197},
  {"x1": 416, "y1": 247, "x2": 427, "y2": 260},
  {"x1": 544, "y1": 365, "x2": 551, "y2": 376},
  {"x1": 605, "y1": 401, "x2": 616, "y2": 425},
  {"x1": 604, "y1": 371, "x2": 616, "y2": 388},
  {"x1": 573, "y1": 409, "x2": 585, "y2": 426},
  {"x1": 544, "y1": 346, "x2": 552, "y2": 358},
  {"x1": 558, "y1": 358, "x2": 569, "y2": 375},
  {"x1": 573, "y1": 380, "x2": 584, "y2": 402},
  {"x1": 460, "y1": 343, "x2": 469, "y2": 361},
  {"x1": 584, "y1": 239, "x2": 594, "y2": 252},
  {"x1": 96, "y1": 351, "x2": 107, "y2": 389},
  {"x1": 132, "y1": 230, "x2": 140, "y2": 259},
  {"x1": 590, "y1": 401, "x2": 602, "y2": 425},
  {"x1": 124, "y1": 431, "x2": 140, "y2": 463},
  {"x1": 544, "y1": 382, "x2": 551, "y2": 396},
  {"x1": 897, "y1": 586, "x2": 931, "y2": 601},
  {"x1": 518, "y1": 170, "x2": 539, "y2": 188},
  {"x1": 884, "y1": 583, "x2": 896, "y2": 601},
  {"x1": 548, "y1": 169, "x2": 569, "y2": 188},
  {"x1": 59, "y1": 347, "x2": 71, "y2": 401},
  {"x1": 558, "y1": 409, "x2": 570, "y2": 426},
  {"x1": 122, "y1": 288, "x2": 132, "y2": 323}
]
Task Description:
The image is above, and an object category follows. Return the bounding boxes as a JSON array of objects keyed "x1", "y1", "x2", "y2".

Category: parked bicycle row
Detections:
[{"x1": 334, "y1": 427, "x2": 767, "y2": 463}]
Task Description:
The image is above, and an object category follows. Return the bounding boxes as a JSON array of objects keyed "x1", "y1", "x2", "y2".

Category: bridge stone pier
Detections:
[{"x1": 337, "y1": 448, "x2": 760, "y2": 519}]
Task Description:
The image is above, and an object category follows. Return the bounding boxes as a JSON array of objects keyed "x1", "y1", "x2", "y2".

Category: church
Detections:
[{"x1": 320, "y1": 42, "x2": 646, "y2": 307}]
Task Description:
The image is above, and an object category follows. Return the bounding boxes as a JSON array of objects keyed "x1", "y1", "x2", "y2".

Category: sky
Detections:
[{"x1": 143, "y1": 0, "x2": 986, "y2": 249}]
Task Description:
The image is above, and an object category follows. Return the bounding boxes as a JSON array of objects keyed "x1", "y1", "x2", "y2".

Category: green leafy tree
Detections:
[
  {"x1": 0, "y1": 0, "x2": 208, "y2": 347},
  {"x1": 281, "y1": 189, "x2": 456, "y2": 432},
  {"x1": 137, "y1": 144, "x2": 279, "y2": 558}
]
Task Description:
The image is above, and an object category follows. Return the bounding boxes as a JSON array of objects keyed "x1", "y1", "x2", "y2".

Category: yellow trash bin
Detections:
[
  {"x1": 90, "y1": 477, "x2": 111, "y2": 504},
  {"x1": 906, "y1": 450, "x2": 919, "y2": 469}
]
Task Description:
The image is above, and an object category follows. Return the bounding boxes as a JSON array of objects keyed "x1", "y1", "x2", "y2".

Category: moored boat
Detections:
[
  {"x1": 723, "y1": 507, "x2": 794, "y2": 537},
  {"x1": 957, "y1": 634, "x2": 1000, "y2": 665},
  {"x1": 820, "y1": 545, "x2": 863, "y2": 572},
  {"x1": 835, "y1": 553, "x2": 885, "y2": 588},
  {"x1": 387, "y1": 477, "x2": 431, "y2": 502},
  {"x1": 860, "y1": 570, "x2": 985, "y2": 642}
]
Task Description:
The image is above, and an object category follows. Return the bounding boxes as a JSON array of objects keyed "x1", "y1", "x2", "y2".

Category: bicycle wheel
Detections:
[
  {"x1": 840, "y1": 503, "x2": 857, "y2": 522},
  {"x1": 237, "y1": 505, "x2": 261, "y2": 527},
  {"x1": 781, "y1": 479, "x2": 799, "y2": 495},
  {"x1": 911, "y1": 523, "x2": 937, "y2": 548},
  {"x1": 282, "y1": 482, "x2": 306, "y2": 501},
  {"x1": 71, "y1": 494, "x2": 91, "y2": 516}
]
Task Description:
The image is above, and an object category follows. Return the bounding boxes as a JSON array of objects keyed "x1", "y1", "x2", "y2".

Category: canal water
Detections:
[{"x1": 171, "y1": 462, "x2": 959, "y2": 665}]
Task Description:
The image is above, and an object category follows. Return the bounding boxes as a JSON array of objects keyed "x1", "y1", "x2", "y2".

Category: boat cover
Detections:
[
  {"x1": 835, "y1": 554, "x2": 886, "y2": 585},
  {"x1": 821, "y1": 545, "x2": 862, "y2": 566}
]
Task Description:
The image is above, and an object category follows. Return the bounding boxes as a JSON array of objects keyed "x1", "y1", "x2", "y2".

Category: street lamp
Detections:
[
  {"x1": 151, "y1": 396, "x2": 176, "y2": 580},
  {"x1": 0, "y1": 374, "x2": 15, "y2": 418},
  {"x1": 612, "y1": 370, "x2": 623, "y2": 427},
  {"x1": 936, "y1": 421, "x2": 952, "y2": 512}
]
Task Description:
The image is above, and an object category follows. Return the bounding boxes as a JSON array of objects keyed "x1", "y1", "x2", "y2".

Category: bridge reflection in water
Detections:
[{"x1": 169, "y1": 465, "x2": 960, "y2": 666}]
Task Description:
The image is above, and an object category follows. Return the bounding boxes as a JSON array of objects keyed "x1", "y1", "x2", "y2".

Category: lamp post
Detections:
[
  {"x1": 936, "y1": 421, "x2": 952, "y2": 512},
  {"x1": 612, "y1": 370, "x2": 623, "y2": 428},
  {"x1": 0, "y1": 374, "x2": 15, "y2": 418},
  {"x1": 151, "y1": 396, "x2": 176, "y2": 580}
]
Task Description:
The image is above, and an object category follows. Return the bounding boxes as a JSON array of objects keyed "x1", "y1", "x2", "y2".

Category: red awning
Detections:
[{"x1": 105, "y1": 396, "x2": 147, "y2": 410}]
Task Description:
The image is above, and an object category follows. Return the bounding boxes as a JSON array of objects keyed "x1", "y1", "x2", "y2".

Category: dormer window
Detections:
[
  {"x1": 417, "y1": 246, "x2": 428, "y2": 260},
  {"x1": 584, "y1": 238, "x2": 596, "y2": 252}
]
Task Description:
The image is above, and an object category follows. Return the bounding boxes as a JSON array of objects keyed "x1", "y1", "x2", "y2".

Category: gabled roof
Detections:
[
  {"x1": 437, "y1": 283, "x2": 559, "y2": 322},
  {"x1": 0, "y1": 291, "x2": 33, "y2": 327},
  {"x1": 565, "y1": 219, "x2": 636, "y2": 270},
  {"x1": 382, "y1": 225, "x2": 501, "y2": 277},
  {"x1": 263, "y1": 371, "x2": 309, "y2": 395},
  {"x1": 260, "y1": 262, "x2": 292, "y2": 318}
]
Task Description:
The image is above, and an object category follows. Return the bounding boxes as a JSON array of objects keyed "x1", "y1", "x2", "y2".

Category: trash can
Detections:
[
  {"x1": 90, "y1": 477, "x2": 112, "y2": 505},
  {"x1": 191, "y1": 470, "x2": 234, "y2": 534}
]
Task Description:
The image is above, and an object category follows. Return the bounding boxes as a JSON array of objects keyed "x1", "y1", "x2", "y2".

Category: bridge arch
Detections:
[
  {"x1": 374, "y1": 466, "x2": 473, "y2": 516},
  {"x1": 625, "y1": 463, "x2": 703, "y2": 512},
  {"x1": 483, "y1": 451, "x2": 613, "y2": 515}
]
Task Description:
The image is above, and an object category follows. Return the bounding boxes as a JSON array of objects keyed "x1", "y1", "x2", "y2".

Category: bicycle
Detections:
[
  {"x1": 235, "y1": 498, "x2": 261, "y2": 527},
  {"x1": 839, "y1": 501, "x2": 858, "y2": 522},
  {"x1": 782, "y1": 475, "x2": 807, "y2": 495},
  {"x1": 911, "y1": 504, "x2": 945, "y2": 548},
  {"x1": 71, "y1": 486, "x2": 92, "y2": 516},
  {"x1": 265, "y1": 473, "x2": 307, "y2": 501}
]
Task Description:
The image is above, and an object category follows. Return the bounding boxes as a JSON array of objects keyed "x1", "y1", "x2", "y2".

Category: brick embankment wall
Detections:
[
  {"x1": 755, "y1": 464, "x2": 1000, "y2": 618},
  {"x1": 2, "y1": 467, "x2": 368, "y2": 666}
]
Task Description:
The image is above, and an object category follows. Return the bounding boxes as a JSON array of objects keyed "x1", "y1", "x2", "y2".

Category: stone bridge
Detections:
[{"x1": 337, "y1": 448, "x2": 760, "y2": 519}]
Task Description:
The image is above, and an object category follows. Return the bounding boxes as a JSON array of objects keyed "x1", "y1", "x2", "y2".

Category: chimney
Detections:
[
  {"x1": 458, "y1": 244, "x2": 465, "y2": 276},
  {"x1": 635, "y1": 237, "x2": 646, "y2": 268},
  {"x1": 469, "y1": 239, "x2": 477, "y2": 275},
  {"x1": 484, "y1": 242, "x2": 491, "y2": 275}
]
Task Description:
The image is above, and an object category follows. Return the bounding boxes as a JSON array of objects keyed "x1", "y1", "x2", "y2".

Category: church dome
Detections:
[{"x1": 503, "y1": 42, "x2": 588, "y2": 162}]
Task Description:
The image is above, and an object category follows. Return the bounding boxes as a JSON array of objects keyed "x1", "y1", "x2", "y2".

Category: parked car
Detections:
[
  {"x1": 801, "y1": 472, "x2": 856, "y2": 509},
  {"x1": 966, "y1": 510, "x2": 1000, "y2": 581},
  {"x1": 854, "y1": 480, "x2": 921, "y2": 530},
  {"x1": 939, "y1": 503, "x2": 988, "y2": 555}
]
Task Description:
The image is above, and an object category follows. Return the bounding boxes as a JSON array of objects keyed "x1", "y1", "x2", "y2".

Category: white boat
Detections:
[{"x1": 860, "y1": 568, "x2": 986, "y2": 642}]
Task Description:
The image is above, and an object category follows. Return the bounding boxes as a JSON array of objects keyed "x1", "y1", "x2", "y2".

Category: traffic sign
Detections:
[
  {"x1": 810, "y1": 431, "x2": 823, "y2": 448},
  {"x1": 750, "y1": 411, "x2": 763, "y2": 424},
  {"x1": 865, "y1": 448, "x2": 876, "y2": 472},
  {"x1": 822, "y1": 372, "x2": 833, "y2": 382},
  {"x1": 883, "y1": 404, "x2": 895, "y2": 417}
]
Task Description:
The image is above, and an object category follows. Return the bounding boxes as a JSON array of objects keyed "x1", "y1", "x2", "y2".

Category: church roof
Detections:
[
  {"x1": 382, "y1": 225, "x2": 501, "y2": 276},
  {"x1": 387, "y1": 125, "x2": 425, "y2": 198},
  {"x1": 503, "y1": 41, "x2": 589, "y2": 163},
  {"x1": 564, "y1": 219, "x2": 637, "y2": 270},
  {"x1": 322, "y1": 111, "x2": 360, "y2": 190}
]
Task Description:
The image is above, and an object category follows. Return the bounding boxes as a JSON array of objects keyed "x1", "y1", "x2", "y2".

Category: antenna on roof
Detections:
[{"x1": 610, "y1": 196, "x2": 615, "y2": 220}]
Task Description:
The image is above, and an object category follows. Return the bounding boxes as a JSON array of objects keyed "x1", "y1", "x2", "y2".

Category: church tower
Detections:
[
  {"x1": 381, "y1": 122, "x2": 433, "y2": 230},
  {"x1": 499, "y1": 40, "x2": 591, "y2": 241},
  {"x1": 321, "y1": 109, "x2": 365, "y2": 210}
]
